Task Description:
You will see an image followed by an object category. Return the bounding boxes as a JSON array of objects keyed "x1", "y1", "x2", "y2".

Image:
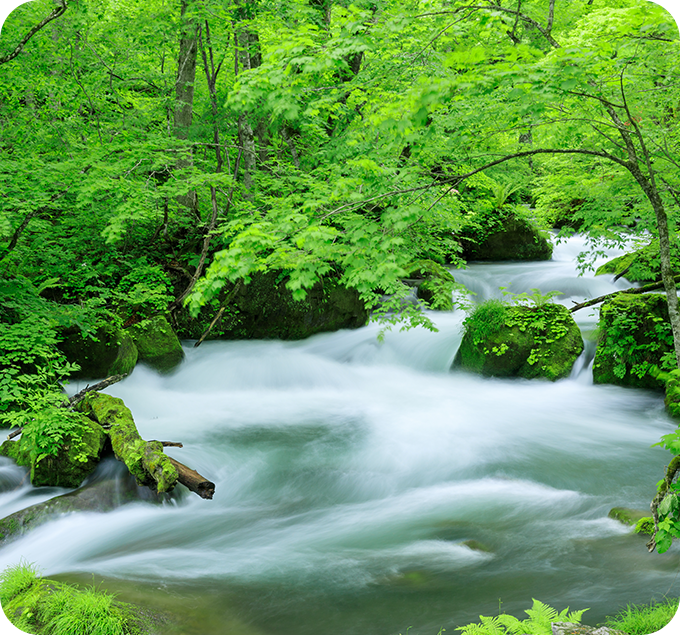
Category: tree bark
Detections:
[
  {"x1": 167, "y1": 457, "x2": 215, "y2": 499},
  {"x1": 174, "y1": 0, "x2": 199, "y2": 216}
]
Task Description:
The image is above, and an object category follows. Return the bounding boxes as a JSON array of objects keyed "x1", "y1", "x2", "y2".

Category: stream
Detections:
[{"x1": 1, "y1": 235, "x2": 679, "y2": 634}]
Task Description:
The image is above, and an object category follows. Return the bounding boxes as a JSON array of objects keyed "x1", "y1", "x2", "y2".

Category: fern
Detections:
[{"x1": 456, "y1": 600, "x2": 588, "y2": 635}]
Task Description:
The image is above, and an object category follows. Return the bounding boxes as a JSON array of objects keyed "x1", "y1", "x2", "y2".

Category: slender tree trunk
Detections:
[
  {"x1": 235, "y1": 22, "x2": 260, "y2": 196},
  {"x1": 174, "y1": 0, "x2": 199, "y2": 216}
]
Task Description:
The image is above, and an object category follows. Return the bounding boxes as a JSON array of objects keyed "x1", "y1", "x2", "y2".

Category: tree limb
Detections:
[
  {"x1": 0, "y1": 0, "x2": 67, "y2": 65},
  {"x1": 67, "y1": 373, "x2": 130, "y2": 409},
  {"x1": 569, "y1": 277, "x2": 680, "y2": 312}
]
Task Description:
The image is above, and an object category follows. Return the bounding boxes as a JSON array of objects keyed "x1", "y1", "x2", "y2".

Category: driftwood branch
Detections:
[
  {"x1": 168, "y1": 457, "x2": 215, "y2": 499},
  {"x1": 569, "y1": 276, "x2": 680, "y2": 312},
  {"x1": 67, "y1": 373, "x2": 129, "y2": 409}
]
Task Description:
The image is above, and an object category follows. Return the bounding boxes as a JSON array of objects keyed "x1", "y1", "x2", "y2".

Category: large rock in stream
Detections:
[
  {"x1": 453, "y1": 303, "x2": 583, "y2": 380},
  {"x1": 175, "y1": 271, "x2": 368, "y2": 341},
  {"x1": 57, "y1": 324, "x2": 138, "y2": 379},
  {"x1": 0, "y1": 410, "x2": 107, "y2": 489},
  {"x1": 459, "y1": 209, "x2": 553, "y2": 261},
  {"x1": 592, "y1": 293, "x2": 673, "y2": 389},
  {"x1": 0, "y1": 462, "x2": 163, "y2": 545},
  {"x1": 127, "y1": 315, "x2": 184, "y2": 373}
]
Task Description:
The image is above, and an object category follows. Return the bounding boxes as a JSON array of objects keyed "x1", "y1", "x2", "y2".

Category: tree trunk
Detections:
[
  {"x1": 174, "y1": 0, "x2": 199, "y2": 216},
  {"x1": 236, "y1": 24, "x2": 260, "y2": 195}
]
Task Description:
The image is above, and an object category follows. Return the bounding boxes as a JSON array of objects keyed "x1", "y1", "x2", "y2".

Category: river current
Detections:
[{"x1": 1, "y1": 235, "x2": 679, "y2": 634}]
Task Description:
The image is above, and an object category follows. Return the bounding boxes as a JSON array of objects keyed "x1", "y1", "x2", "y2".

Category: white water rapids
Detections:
[{"x1": 1, "y1": 235, "x2": 679, "y2": 634}]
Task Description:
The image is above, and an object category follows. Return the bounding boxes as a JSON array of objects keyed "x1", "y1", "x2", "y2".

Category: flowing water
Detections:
[{"x1": 1, "y1": 235, "x2": 679, "y2": 634}]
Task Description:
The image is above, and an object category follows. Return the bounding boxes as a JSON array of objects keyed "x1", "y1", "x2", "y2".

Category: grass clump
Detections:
[
  {"x1": 41, "y1": 586, "x2": 131, "y2": 635},
  {"x1": 603, "y1": 598, "x2": 679, "y2": 635},
  {"x1": 0, "y1": 561, "x2": 152, "y2": 635}
]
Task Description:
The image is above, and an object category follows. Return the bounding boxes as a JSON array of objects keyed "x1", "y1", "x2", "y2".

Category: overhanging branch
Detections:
[{"x1": 0, "y1": 0, "x2": 68, "y2": 65}]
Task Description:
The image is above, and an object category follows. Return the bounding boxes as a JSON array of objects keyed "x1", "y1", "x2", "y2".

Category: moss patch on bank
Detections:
[{"x1": 0, "y1": 561, "x2": 168, "y2": 635}]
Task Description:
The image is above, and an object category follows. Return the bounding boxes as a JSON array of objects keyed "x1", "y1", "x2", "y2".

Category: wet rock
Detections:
[
  {"x1": 592, "y1": 294, "x2": 672, "y2": 389},
  {"x1": 551, "y1": 623, "x2": 627, "y2": 635},
  {"x1": 607, "y1": 508, "x2": 654, "y2": 536},
  {"x1": 128, "y1": 315, "x2": 184, "y2": 372},
  {"x1": 0, "y1": 470, "x2": 156, "y2": 544},
  {"x1": 460, "y1": 211, "x2": 552, "y2": 261},
  {"x1": 0, "y1": 411, "x2": 107, "y2": 488},
  {"x1": 454, "y1": 303, "x2": 583, "y2": 381},
  {"x1": 462, "y1": 539, "x2": 492, "y2": 553},
  {"x1": 57, "y1": 324, "x2": 138, "y2": 379},
  {"x1": 175, "y1": 271, "x2": 368, "y2": 341}
]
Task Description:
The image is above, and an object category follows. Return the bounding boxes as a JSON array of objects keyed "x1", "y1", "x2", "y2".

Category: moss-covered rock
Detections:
[
  {"x1": 459, "y1": 210, "x2": 553, "y2": 261},
  {"x1": 128, "y1": 315, "x2": 184, "y2": 373},
  {"x1": 607, "y1": 508, "x2": 654, "y2": 536},
  {"x1": 174, "y1": 272, "x2": 368, "y2": 341},
  {"x1": 592, "y1": 293, "x2": 673, "y2": 389},
  {"x1": 407, "y1": 260, "x2": 456, "y2": 310},
  {"x1": 77, "y1": 393, "x2": 178, "y2": 493},
  {"x1": 0, "y1": 411, "x2": 106, "y2": 489},
  {"x1": 453, "y1": 302, "x2": 583, "y2": 381},
  {"x1": 595, "y1": 241, "x2": 680, "y2": 283},
  {"x1": 57, "y1": 324, "x2": 138, "y2": 379}
]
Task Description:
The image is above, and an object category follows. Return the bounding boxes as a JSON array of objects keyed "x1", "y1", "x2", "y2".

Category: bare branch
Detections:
[{"x1": 0, "y1": 0, "x2": 67, "y2": 65}]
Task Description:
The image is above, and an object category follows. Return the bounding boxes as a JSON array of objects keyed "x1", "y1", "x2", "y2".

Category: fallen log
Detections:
[
  {"x1": 76, "y1": 393, "x2": 179, "y2": 494},
  {"x1": 167, "y1": 457, "x2": 215, "y2": 499}
]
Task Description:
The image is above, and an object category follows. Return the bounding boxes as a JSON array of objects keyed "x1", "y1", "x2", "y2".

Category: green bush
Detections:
[{"x1": 603, "y1": 598, "x2": 679, "y2": 635}]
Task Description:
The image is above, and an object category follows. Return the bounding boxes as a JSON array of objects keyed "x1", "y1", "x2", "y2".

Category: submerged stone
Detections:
[
  {"x1": 592, "y1": 293, "x2": 673, "y2": 389},
  {"x1": 0, "y1": 410, "x2": 106, "y2": 489},
  {"x1": 128, "y1": 315, "x2": 184, "y2": 372},
  {"x1": 454, "y1": 303, "x2": 583, "y2": 381},
  {"x1": 0, "y1": 469, "x2": 159, "y2": 545}
]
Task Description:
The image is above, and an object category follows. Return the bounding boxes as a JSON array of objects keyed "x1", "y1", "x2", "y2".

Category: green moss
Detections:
[
  {"x1": 634, "y1": 517, "x2": 654, "y2": 536},
  {"x1": 462, "y1": 539, "x2": 492, "y2": 553},
  {"x1": 608, "y1": 507, "x2": 649, "y2": 527},
  {"x1": 128, "y1": 315, "x2": 183, "y2": 373},
  {"x1": 77, "y1": 393, "x2": 178, "y2": 493},
  {"x1": 454, "y1": 303, "x2": 583, "y2": 381},
  {"x1": 592, "y1": 293, "x2": 673, "y2": 389}
]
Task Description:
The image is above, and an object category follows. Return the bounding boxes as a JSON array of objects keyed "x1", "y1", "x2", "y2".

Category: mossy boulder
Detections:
[
  {"x1": 57, "y1": 324, "x2": 138, "y2": 379},
  {"x1": 595, "y1": 241, "x2": 680, "y2": 284},
  {"x1": 128, "y1": 315, "x2": 184, "y2": 373},
  {"x1": 0, "y1": 411, "x2": 106, "y2": 489},
  {"x1": 607, "y1": 508, "x2": 654, "y2": 536},
  {"x1": 592, "y1": 293, "x2": 673, "y2": 389},
  {"x1": 459, "y1": 210, "x2": 553, "y2": 261},
  {"x1": 174, "y1": 271, "x2": 368, "y2": 341},
  {"x1": 407, "y1": 260, "x2": 456, "y2": 310},
  {"x1": 453, "y1": 302, "x2": 583, "y2": 381}
]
